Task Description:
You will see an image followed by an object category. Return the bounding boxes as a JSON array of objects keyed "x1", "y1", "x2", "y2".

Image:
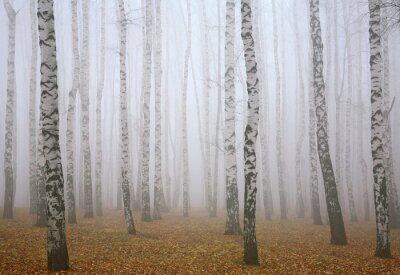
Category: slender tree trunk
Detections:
[
  {"x1": 37, "y1": 0, "x2": 69, "y2": 270},
  {"x1": 134, "y1": 0, "x2": 146, "y2": 211},
  {"x1": 241, "y1": 0, "x2": 260, "y2": 265},
  {"x1": 164, "y1": 26, "x2": 172, "y2": 209},
  {"x1": 80, "y1": 0, "x2": 94, "y2": 218},
  {"x1": 181, "y1": 0, "x2": 192, "y2": 218},
  {"x1": 334, "y1": 0, "x2": 345, "y2": 211},
  {"x1": 344, "y1": 8, "x2": 357, "y2": 222},
  {"x1": 382, "y1": 15, "x2": 400, "y2": 229},
  {"x1": 95, "y1": 0, "x2": 106, "y2": 217},
  {"x1": 141, "y1": 0, "x2": 153, "y2": 222},
  {"x1": 2, "y1": 0, "x2": 16, "y2": 220},
  {"x1": 368, "y1": 0, "x2": 391, "y2": 258},
  {"x1": 294, "y1": 2, "x2": 306, "y2": 219},
  {"x1": 29, "y1": 0, "x2": 39, "y2": 215},
  {"x1": 307, "y1": 6, "x2": 323, "y2": 225},
  {"x1": 253, "y1": 0, "x2": 273, "y2": 220},
  {"x1": 272, "y1": 0, "x2": 286, "y2": 220},
  {"x1": 309, "y1": 0, "x2": 347, "y2": 245},
  {"x1": 201, "y1": 0, "x2": 212, "y2": 213},
  {"x1": 117, "y1": 0, "x2": 136, "y2": 234},
  {"x1": 224, "y1": 0, "x2": 241, "y2": 234},
  {"x1": 210, "y1": 0, "x2": 222, "y2": 218},
  {"x1": 65, "y1": 0, "x2": 79, "y2": 224},
  {"x1": 153, "y1": 0, "x2": 164, "y2": 220}
]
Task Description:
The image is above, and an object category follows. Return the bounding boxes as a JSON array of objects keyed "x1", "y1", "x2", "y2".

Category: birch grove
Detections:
[{"x1": 1, "y1": 0, "x2": 400, "y2": 272}]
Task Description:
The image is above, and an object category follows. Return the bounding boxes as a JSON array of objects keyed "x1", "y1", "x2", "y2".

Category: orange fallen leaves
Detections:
[{"x1": 0, "y1": 208, "x2": 399, "y2": 274}]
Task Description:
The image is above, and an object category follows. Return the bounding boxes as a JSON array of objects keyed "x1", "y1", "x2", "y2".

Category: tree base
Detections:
[{"x1": 48, "y1": 246, "x2": 69, "y2": 272}]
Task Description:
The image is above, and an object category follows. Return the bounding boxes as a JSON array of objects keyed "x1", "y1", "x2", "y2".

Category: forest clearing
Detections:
[{"x1": 1, "y1": 208, "x2": 400, "y2": 274}]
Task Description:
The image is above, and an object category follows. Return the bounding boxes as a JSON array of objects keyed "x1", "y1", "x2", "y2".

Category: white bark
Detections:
[
  {"x1": 272, "y1": 0, "x2": 287, "y2": 219},
  {"x1": 309, "y1": 0, "x2": 347, "y2": 245},
  {"x1": 224, "y1": 0, "x2": 241, "y2": 233},
  {"x1": 343, "y1": 6, "x2": 357, "y2": 222},
  {"x1": 153, "y1": 0, "x2": 164, "y2": 220},
  {"x1": 117, "y1": 0, "x2": 136, "y2": 234},
  {"x1": 141, "y1": 0, "x2": 153, "y2": 221},
  {"x1": 2, "y1": 0, "x2": 16, "y2": 219},
  {"x1": 29, "y1": 0, "x2": 39, "y2": 215},
  {"x1": 37, "y1": 0, "x2": 69, "y2": 270},
  {"x1": 201, "y1": 0, "x2": 212, "y2": 212},
  {"x1": 181, "y1": 0, "x2": 192, "y2": 217},
  {"x1": 80, "y1": 0, "x2": 94, "y2": 218},
  {"x1": 95, "y1": 0, "x2": 106, "y2": 217},
  {"x1": 368, "y1": 0, "x2": 391, "y2": 258},
  {"x1": 66, "y1": 0, "x2": 79, "y2": 224},
  {"x1": 241, "y1": 0, "x2": 260, "y2": 265},
  {"x1": 294, "y1": 2, "x2": 306, "y2": 219}
]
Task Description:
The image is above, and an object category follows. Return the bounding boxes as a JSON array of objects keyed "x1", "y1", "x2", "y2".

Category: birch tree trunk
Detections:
[
  {"x1": 357, "y1": 31, "x2": 370, "y2": 221},
  {"x1": 181, "y1": 0, "x2": 192, "y2": 218},
  {"x1": 382, "y1": 15, "x2": 400, "y2": 229},
  {"x1": 224, "y1": 0, "x2": 241, "y2": 233},
  {"x1": 294, "y1": 2, "x2": 306, "y2": 219},
  {"x1": 134, "y1": 0, "x2": 146, "y2": 211},
  {"x1": 253, "y1": 0, "x2": 273, "y2": 221},
  {"x1": 117, "y1": 0, "x2": 136, "y2": 234},
  {"x1": 29, "y1": 0, "x2": 39, "y2": 215},
  {"x1": 201, "y1": 0, "x2": 212, "y2": 212},
  {"x1": 36, "y1": 115, "x2": 47, "y2": 227},
  {"x1": 344, "y1": 8, "x2": 357, "y2": 222},
  {"x1": 272, "y1": 0, "x2": 287, "y2": 220},
  {"x1": 95, "y1": 0, "x2": 106, "y2": 217},
  {"x1": 210, "y1": 0, "x2": 222, "y2": 218},
  {"x1": 65, "y1": 0, "x2": 79, "y2": 224},
  {"x1": 141, "y1": 0, "x2": 153, "y2": 222},
  {"x1": 80, "y1": 0, "x2": 94, "y2": 218},
  {"x1": 309, "y1": 0, "x2": 347, "y2": 245},
  {"x1": 368, "y1": 0, "x2": 391, "y2": 257},
  {"x1": 334, "y1": 0, "x2": 345, "y2": 210},
  {"x1": 241, "y1": 0, "x2": 260, "y2": 265},
  {"x1": 164, "y1": 25, "x2": 172, "y2": 209},
  {"x1": 153, "y1": 0, "x2": 164, "y2": 220},
  {"x1": 2, "y1": 0, "x2": 16, "y2": 220},
  {"x1": 37, "y1": 0, "x2": 69, "y2": 269}
]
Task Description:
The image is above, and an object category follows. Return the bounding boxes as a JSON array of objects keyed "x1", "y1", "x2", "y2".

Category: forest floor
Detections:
[{"x1": 0, "y1": 208, "x2": 400, "y2": 274}]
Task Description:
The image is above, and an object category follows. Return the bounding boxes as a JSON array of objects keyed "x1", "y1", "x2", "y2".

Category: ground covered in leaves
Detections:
[{"x1": 0, "y1": 208, "x2": 399, "y2": 274}]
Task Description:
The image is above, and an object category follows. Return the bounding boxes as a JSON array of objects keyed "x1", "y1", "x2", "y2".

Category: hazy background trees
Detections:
[{"x1": 0, "y1": 0, "x2": 400, "y2": 264}]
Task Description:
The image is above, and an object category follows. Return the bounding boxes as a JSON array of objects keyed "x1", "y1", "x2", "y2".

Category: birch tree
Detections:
[
  {"x1": 382, "y1": 13, "x2": 400, "y2": 229},
  {"x1": 294, "y1": 1, "x2": 306, "y2": 219},
  {"x1": 253, "y1": 0, "x2": 273, "y2": 221},
  {"x1": 368, "y1": 0, "x2": 391, "y2": 258},
  {"x1": 95, "y1": 0, "x2": 106, "y2": 216},
  {"x1": 29, "y1": 0, "x2": 39, "y2": 215},
  {"x1": 117, "y1": 0, "x2": 136, "y2": 234},
  {"x1": 272, "y1": 0, "x2": 287, "y2": 219},
  {"x1": 241, "y1": 0, "x2": 260, "y2": 265},
  {"x1": 153, "y1": 0, "x2": 164, "y2": 220},
  {"x1": 224, "y1": 0, "x2": 241, "y2": 234},
  {"x1": 37, "y1": 0, "x2": 69, "y2": 269},
  {"x1": 2, "y1": 0, "x2": 16, "y2": 219},
  {"x1": 201, "y1": 0, "x2": 212, "y2": 213},
  {"x1": 65, "y1": 0, "x2": 79, "y2": 224},
  {"x1": 181, "y1": 0, "x2": 192, "y2": 217},
  {"x1": 141, "y1": 0, "x2": 153, "y2": 221},
  {"x1": 343, "y1": 5, "x2": 357, "y2": 222},
  {"x1": 309, "y1": 0, "x2": 347, "y2": 245},
  {"x1": 80, "y1": 0, "x2": 94, "y2": 218}
]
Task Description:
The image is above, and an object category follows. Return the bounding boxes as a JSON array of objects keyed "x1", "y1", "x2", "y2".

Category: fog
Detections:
[{"x1": 0, "y1": 0, "x2": 400, "y2": 271}]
